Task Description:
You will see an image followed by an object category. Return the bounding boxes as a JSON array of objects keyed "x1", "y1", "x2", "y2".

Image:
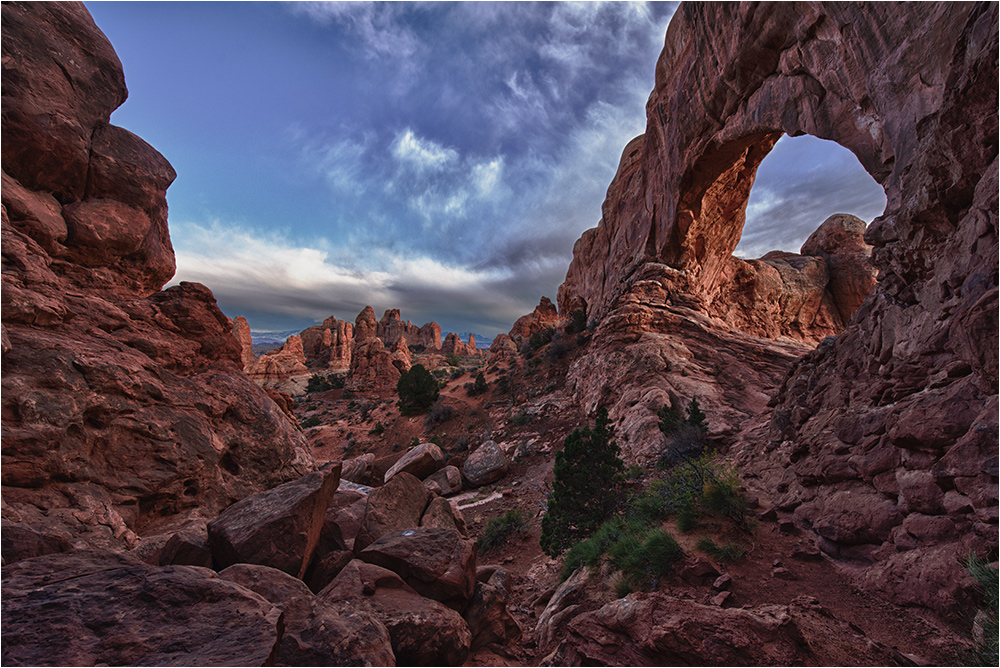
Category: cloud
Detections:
[
  {"x1": 168, "y1": 219, "x2": 532, "y2": 336},
  {"x1": 391, "y1": 129, "x2": 458, "y2": 171}
]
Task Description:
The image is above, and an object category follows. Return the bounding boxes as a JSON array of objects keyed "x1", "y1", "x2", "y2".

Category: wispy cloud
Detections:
[{"x1": 391, "y1": 129, "x2": 458, "y2": 171}]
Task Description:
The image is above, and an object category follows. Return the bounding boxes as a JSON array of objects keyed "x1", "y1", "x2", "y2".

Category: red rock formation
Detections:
[
  {"x1": 486, "y1": 333, "x2": 518, "y2": 366},
  {"x1": 509, "y1": 296, "x2": 560, "y2": 341},
  {"x1": 418, "y1": 321, "x2": 442, "y2": 351},
  {"x1": 347, "y1": 306, "x2": 412, "y2": 394},
  {"x1": 231, "y1": 315, "x2": 256, "y2": 370},
  {"x1": 555, "y1": 1, "x2": 997, "y2": 621},
  {"x1": 246, "y1": 333, "x2": 310, "y2": 395},
  {"x1": 441, "y1": 331, "x2": 477, "y2": 356},
  {"x1": 1, "y1": 2, "x2": 312, "y2": 550}
]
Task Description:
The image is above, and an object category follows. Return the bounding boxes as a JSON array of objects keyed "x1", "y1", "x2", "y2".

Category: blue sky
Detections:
[{"x1": 85, "y1": 1, "x2": 885, "y2": 339}]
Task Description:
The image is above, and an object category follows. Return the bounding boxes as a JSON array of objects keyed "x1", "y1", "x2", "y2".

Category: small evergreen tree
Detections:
[
  {"x1": 685, "y1": 397, "x2": 708, "y2": 432},
  {"x1": 397, "y1": 364, "x2": 439, "y2": 415},
  {"x1": 540, "y1": 407, "x2": 624, "y2": 556}
]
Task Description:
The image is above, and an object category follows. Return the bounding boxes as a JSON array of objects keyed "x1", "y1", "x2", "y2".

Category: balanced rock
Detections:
[
  {"x1": 208, "y1": 465, "x2": 341, "y2": 578},
  {"x1": 1, "y1": 550, "x2": 282, "y2": 667},
  {"x1": 462, "y1": 440, "x2": 509, "y2": 487}
]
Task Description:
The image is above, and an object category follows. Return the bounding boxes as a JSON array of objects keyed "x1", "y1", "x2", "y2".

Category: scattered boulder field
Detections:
[{"x1": 2, "y1": 1, "x2": 996, "y2": 667}]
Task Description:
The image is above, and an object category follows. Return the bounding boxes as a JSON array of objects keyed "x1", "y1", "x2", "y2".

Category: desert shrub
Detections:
[
  {"x1": 529, "y1": 327, "x2": 555, "y2": 351},
  {"x1": 466, "y1": 371, "x2": 488, "y2": 396},
  {"x1": 307, "y1": 373, "x2": 345, "y2": 393},
  {"x1": 300, "y1": 415, "x2": 322, "y2": 429},
  {"x1": 424, "y1": 401, "x2": 455, "y2": 428},
  {"x1": 479, "y1": 510, "x2": 529, "y2": 554},
  {"x1": 961, "y1": 554, "x2": 999, "y2": 666},
  {"x1": 561, "y1": 517, "x2": 684, "y2": 591},
  {"x1": 397, "y1": 364, "x2": 440, "y2": 415},
  {"x1": 510, "y1": 410, "x2": 534, "y2": 426},
  {"x1": 658, "y1": 422, "x2": 708, "y2": 468},
  {"x1": 445, "y1": 352, "x2": 462, "y2": 366},
  {"x1": 540, "y1": 408, "x2": 624, "y2": 557},
  {"x1": 369, "y1": 421, "x2": 385, "y2": 436},
  {"x1": 569, "y1": 309, "x2": 587, "y2": 334},
  {"x1": 547, "y1": 334, "x2": 573, "y2": 362},
  {"x1": 696, "y1": 536, "x2": 747, "y2": 562}
]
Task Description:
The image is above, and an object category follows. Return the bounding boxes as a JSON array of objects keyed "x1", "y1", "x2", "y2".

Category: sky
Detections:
[{"x1": 85, "y1": 1, "x2": 886, "y2": 340}]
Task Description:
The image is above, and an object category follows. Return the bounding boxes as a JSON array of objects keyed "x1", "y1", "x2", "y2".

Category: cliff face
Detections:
[
  {"x1": 558, "y1": 1, "x2": 997, "y2": 620},
  {"x1": 1, "y1": 2, "x2": 312, "y2": 551}
]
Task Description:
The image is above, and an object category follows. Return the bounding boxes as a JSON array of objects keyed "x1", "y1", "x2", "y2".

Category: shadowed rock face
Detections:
[
  {"x1": 557, "y1": 1, "x2": 997, "y2": 621},
  {"x1": 1, "y1": 1, "x2": 312, "y2": 550}
]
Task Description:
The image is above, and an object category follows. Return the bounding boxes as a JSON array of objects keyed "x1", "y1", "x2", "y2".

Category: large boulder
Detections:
[
  {"x1": 424, "y1": 465, "x2": 464, "y2": 496},
  {"x1": 354, "y1": 472, "x2": 431, "y2": 552},
  {"x1": 420, "y1": 496, "x2": 469, "y2": 537},
  {"x1": 218, "y1": 562, "x2": 396, "y2": 667},
  {"x1": 359, "y1": 527, "x2": 478, "y2": 610},
  {"x1": 207, "y1": 465, "x2": 341, "y2": 578},
  {"x1": 384, "y1": 442, "x2": 445, "y2": 483},
  {"x1": 320, "y1": 559, "x2": 472, "y2": 666},
  {"x1": 1, "y1": 550, "x2": 282, "y2": 667},
  {"x1": 462, "y1": 440, "x2": 509, "y2": 488}
]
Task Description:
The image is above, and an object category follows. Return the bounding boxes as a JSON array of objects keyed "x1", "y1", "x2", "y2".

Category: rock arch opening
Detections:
[
  {"x1": 671, "y1": 132, "x2": 888, "y2": 343},
  {"x1": 735, "y1": 134, "x2": 888, "y2": 260}
]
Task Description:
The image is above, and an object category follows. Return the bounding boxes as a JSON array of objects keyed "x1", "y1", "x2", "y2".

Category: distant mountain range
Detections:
[{"x1": 250, "y1": 329, "x2": 492, "y2": 349}]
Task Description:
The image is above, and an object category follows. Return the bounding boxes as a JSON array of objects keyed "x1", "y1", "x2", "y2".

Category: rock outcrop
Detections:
[
  {"x1": 299, "y1": 315, "x2": 353, "y2": 372},
  {"x1": 441, "y1": 331, "x2": 477, "y2": 357},
  {"x1": 347, "y1": 306, "x2": 412, "y2": 394},
  {"x1": 418, "y1": 321, "x2": 442, "y2": 351},
  {"x1": 231, "y1": 315, "x2": 256, "y2": 370},
  {"x1": 554, "y1": 1, "x2": 997, "y2": 622},
  {"x1": 1, "y1": 1, "x2": 312, "y2": 551},
  {"x1": 245, "y1": 333, "x2": 311, "y2": 395},
  {"x1": 509, "y1": 296, "x2": 560, "y2": 342}
]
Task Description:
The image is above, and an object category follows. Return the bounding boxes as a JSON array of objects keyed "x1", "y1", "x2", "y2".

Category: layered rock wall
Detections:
[
  {"x1": 1, "y1": 1, "x2": 312, "y2": 550},
  {"x1": 557, "y1": 1, "x2": 997, "y2": 620}
]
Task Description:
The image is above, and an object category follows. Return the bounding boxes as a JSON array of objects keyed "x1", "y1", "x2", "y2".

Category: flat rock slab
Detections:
[
  {"x1": 1, "y1": 550, "x2": 282, "y2": 667},
  {"x1": 208, "y1": 465, "x2": 341, "y2": 578},
  {"x1": 384, "y1": 442, "x2": 445, "y2": 483}
]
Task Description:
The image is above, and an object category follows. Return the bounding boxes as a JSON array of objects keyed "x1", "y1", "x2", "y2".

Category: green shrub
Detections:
[
  {"x1": 570, "y1": 309, "x2": 588, "y2": 334},
  {"x1": 466, "y1": 371, "x2": 488, "y2": 396},
  {"x1": 306, "y1": 373, "x2": 345, "y2": 393},
  {"x1": 961, "y1": 553, "x2": 999, "y2": 666},
  {"x1": 540, "y1": 408, "x2": 624, "y2": 557},
  {"x1": 696, "y1": 536, "x2": 747, "y2": 562},
  {"x1": 528, "y1": 327, "x2": 555, "y2": 351},
  {"x1": 657, "y1": 397, "x2": 710, "y2": 467},
  {"x1": 561, "y1": 538, "x2": 605, "y2": 580},
  {"x1": 563, "y1": 519, "x2": 684, "y2": 591},
  {"x1": 479, "y1": 510, "x2": 528, "y2": 554},
  {"x1": 397, "y1": 364, "x2": 440, "y2": 415},
  {"x1": 300, "y1": 415, "x2": 322, "y2": 429},
  {"x1": 445, "y1": 352, "x2": 462, "y2": 366},
  {"x1": 424, "y1": 400, "x2": 455, "y2": 427},
  {"x1": 369, "y1": 421, "x2": 385, "y2": 436}
]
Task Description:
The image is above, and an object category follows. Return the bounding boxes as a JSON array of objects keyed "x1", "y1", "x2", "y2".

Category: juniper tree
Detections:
[
  {"x1": 396, "y1": 364, "x2": 439, "y2": 415},
  {"x1": 540, "y1": 407, "x2": 625, "y2": 556}
]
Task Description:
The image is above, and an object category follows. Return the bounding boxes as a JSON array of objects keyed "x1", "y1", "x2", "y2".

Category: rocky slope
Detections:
[
  {"x1": 556, "y1": 0, "x2": 997, "y2": 625},
  {"x1": 1, "y1": 1, "x2": 311, "y2": 553}
]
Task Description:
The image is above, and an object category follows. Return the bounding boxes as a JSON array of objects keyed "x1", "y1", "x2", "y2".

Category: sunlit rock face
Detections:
[
  {"x1": 558, "y1": 1, "x2": 997, "y2": 620},
  {"x1": 1, "y1": 1, "x2": 313, "y2": 551}
]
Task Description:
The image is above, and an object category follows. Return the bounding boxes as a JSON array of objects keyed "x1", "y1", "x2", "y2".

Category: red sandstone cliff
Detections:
[
  {"x1": 1, "y1": 2, "x2": 312, "y2": 551},
  {"x1": 556, "y1": 1, "x2": 998, "y2": 622}
]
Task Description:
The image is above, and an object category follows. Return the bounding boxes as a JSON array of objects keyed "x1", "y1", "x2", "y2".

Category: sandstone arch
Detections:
[{"x1": 559, "y1": 2, "x2": 997, "y2": 621}]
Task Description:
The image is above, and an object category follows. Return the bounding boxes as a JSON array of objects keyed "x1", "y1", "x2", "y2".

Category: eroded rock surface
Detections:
[
  {"x1": 1, "y1": 1, "x2": 312, "y2": 551},
  {"x1": 554, "y1": 1, "x2": 997, "y2": 622}
]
